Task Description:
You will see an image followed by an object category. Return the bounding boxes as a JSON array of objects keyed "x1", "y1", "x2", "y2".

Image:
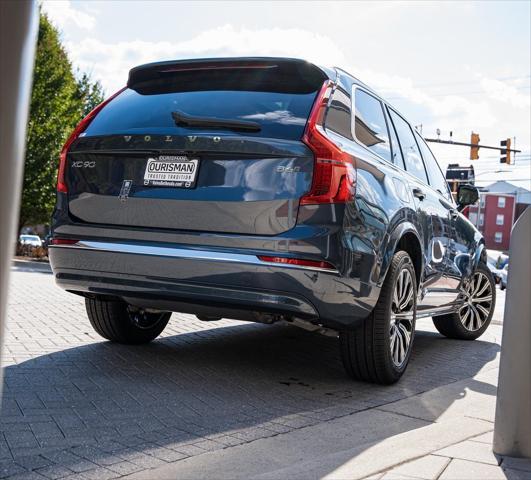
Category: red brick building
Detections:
[{"x1": 466, "y1": 193, "x2": 515, "y2": 251}]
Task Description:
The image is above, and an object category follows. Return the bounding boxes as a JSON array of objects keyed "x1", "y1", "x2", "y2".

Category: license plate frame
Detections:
[{"x1": 143, "y1": 155, "x2": 200, "y2": 188}]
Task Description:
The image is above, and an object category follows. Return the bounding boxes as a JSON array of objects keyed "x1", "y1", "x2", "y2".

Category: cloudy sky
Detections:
[{"x1": 42, "y1": 0, "x2": 531, "y2": 189}]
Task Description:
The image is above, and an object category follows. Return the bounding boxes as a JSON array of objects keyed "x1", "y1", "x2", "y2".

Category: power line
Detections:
[
  {"x1": 386, "y1": 85, "x2": 530, "y2": 100},
  {"x1": 448, "y1": 155, "x2": 531, "y2": 160},
  {"x1": 443, "y1": 156, "x2": 531, "y2": 161},
  {"x1": 379, "y1": 75, "x2": 530, "y2": 91},
  {"x1": 475, "y1": 178, "x2": 531, "y2": 182}
]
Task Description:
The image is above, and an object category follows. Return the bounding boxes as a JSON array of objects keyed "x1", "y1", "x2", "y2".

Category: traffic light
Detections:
[
  {"x1": 470, "y1": 132, "x2": 480, "y2": 160},
  {"x1": 500, "y1": 138, "x2": 511, "y2": 164}
]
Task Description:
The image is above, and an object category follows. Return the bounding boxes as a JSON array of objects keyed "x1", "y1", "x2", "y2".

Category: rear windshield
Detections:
[{"x1": 84, "y1": 66, "x2": 322, "y2": 140}]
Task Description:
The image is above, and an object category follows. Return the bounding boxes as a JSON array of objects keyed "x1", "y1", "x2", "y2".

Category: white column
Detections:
[
  {"x1": 493, "y1": 207, "x2": 531, "y2": 458},
  {"x1": 0, "y1": 0, "x2": 38, "y2": 392}
]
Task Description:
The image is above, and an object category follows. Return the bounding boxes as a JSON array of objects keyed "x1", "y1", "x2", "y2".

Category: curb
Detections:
[{"x1": 12, "y1": 259, "x2": 52, "y2": 273}]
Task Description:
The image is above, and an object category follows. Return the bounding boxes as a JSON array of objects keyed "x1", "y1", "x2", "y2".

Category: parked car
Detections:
[
  {"x1": 499, "y1": 264, "x2": 509, "y2": 290},
  {"x1": 49, "y1": 57, "x2": 496, "y2": 384},
  {"x1": 497, "y1": 253, "x2": 509, "y2": 269},
  {"x1": 19, "y1": 234, "x2": 42, "y2": 247},
  {"x1": 43, "y1": 233, "x2": 53, "y2": 248},
  {"x1": 486, "y1": 255, "x2": 503, "y2": 284}
]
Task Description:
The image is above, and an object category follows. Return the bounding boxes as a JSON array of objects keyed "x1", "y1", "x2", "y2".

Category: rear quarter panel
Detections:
[
  {"x1": 448, "y1": 212, "x2": 485, "y2": 284},
  {"x1": 326, "y1": 129, "x2": 421, "y2": 290}
]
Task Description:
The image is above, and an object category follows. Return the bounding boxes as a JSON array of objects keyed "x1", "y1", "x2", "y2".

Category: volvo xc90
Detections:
[{"x1": 49, "y1": 58, "x2": 495, "y2": 384}]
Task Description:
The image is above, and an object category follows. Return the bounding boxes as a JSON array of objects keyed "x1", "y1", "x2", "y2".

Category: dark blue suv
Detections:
[{"x1": 49, "y1": 57, "x2": 495, "y2": 384}]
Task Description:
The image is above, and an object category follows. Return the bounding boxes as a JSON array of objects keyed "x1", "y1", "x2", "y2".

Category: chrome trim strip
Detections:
[
  {"x1": 50, "y1": 241, "x2": 339, "y2": 274},
  {"x1": 416, "y1": 302, "x2": 465, "y2": 319}
]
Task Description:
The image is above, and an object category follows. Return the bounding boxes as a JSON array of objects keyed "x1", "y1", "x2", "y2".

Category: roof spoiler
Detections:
[{"x1": 127, "y1": 57, "x2": 330, "y2": 89}]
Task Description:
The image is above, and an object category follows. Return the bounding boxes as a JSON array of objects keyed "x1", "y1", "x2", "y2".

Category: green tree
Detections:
[
  {"x1": 19, "y1": 12, "x2": 104, "y2": 230},
  {"x1": 76, "y1": 72, "x2": 105, "y2": 117}
]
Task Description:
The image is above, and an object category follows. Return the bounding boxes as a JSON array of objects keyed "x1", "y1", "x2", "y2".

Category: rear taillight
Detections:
[
  {"x1": 50, "y1": 238, "x2": 79, "y2": 245},
  {"x1": 300, "y1": 81, "x2": 356, "y2": 205},
  {"x1": 257, "y1": 255, "x2": 336, "y2": 271},
  {"x1": 57, "y1": 88, "x2": 126, "y2": 193}
]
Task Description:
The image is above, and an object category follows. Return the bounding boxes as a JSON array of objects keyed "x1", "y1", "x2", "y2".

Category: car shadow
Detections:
[{"x1": 0, "y1": 318, "x2": 500, "y2": 476}]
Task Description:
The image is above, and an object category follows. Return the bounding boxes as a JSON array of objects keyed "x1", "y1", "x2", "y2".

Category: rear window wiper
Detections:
[{"x1": 171, "y1": 110, "x2": 261, "y2": 132}]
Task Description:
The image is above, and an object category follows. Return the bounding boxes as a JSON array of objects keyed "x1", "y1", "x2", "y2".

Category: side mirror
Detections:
[{"x1": 457, "y1": 184, "x2": 479, "y2": 211}]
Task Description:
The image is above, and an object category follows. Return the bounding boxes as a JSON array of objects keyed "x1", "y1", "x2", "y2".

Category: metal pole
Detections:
[
  {"x1": 0, "y1": 0, "x2": 38, "y2": 392},
  {"x1": 493, "y1": 207, "x2": 531, "y2": 458},
  {"x1": 424, "y1": 137, "x2": 521, "y2": 154}
]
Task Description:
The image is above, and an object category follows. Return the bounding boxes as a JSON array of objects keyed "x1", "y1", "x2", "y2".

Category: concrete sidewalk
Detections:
[{"x1": 127, "y1": 363, "x2": 530, "y2": 480}]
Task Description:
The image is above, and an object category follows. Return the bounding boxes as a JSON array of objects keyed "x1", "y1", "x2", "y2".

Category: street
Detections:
[{"x1": 0, "y1": 264, "x2": 508, "y2": 479}]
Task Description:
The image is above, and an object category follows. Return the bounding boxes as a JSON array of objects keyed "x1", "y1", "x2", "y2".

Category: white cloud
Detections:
[
  {"x1": 480, "y1": 77, "x2": 531, "y2": 109},
  {"x1": 65, "y1": 25, "x2": 346, "y2": 93},
  {"x1": 351, "y1": 68, "x2": 497, "y2": 132},
  {"x1": 41, "y1": 0, "x2": 96, "y2": 31},
  {"x1": 63, "y1": 23, "x2": 530, "y2": 159},
  {"x1": 66, "y1": 23, "x2": 497, "y2": 134}
]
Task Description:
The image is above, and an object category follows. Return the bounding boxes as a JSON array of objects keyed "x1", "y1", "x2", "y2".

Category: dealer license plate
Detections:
[{"x1": 143, "y1": 156, "x2": 199, "y2": 188}]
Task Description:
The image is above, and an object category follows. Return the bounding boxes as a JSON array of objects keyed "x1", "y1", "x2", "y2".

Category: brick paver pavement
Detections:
[{"x1": 0, "y1": 266, "x2": 501, "y2": 479}]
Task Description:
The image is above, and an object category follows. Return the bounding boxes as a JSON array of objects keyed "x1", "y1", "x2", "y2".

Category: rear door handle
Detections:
[
  {"x1": 449, "y1": 209, "x2": 459, "y2": 220},
  {"x1": 412, "y1": 187, "x2": 425, "y2": 200}
]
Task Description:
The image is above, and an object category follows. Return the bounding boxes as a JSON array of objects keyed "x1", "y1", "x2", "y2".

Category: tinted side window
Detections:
[
  {"x1": 354, "y1": 89, "x2": 391, "y2": 161},
  {"x1": 384, "y1": 107, "x2": 405, "y2": 169},
  {"x1": 325, "y1": 87, "x2": 353, "y2": 139},
  {"x1": 388, "y1": 110, "x2": 428, "y2": 184},
  {"x1": 415, "y1": 132, "x2": 450, "y2": 199}
]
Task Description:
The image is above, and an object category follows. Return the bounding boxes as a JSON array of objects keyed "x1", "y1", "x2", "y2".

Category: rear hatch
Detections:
[{"x1": 65, "y1": 59, "x2": 327, "y2": 235}]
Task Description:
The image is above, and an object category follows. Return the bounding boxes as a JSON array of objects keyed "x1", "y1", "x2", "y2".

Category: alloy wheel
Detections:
[
  {"x1": 459, "y1": 271, "x2": 493, "y2": 331},
  {"x1": 390, "y1": 268, "x2": 415, "y2": 367},
  {"x1": 128, "y1": 307, "x2": 165, "y2": 330}
]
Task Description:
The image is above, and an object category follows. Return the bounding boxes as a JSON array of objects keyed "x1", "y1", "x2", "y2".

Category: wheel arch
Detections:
[
  {"x1": 472, "y1": 239, "x2": 487, "y2": 272},
  {"x1": 380, "y1": 223, "x2": 424, "y2": 290}
]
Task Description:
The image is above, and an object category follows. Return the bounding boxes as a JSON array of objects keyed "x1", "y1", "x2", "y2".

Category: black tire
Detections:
[
  {"x1": 432, "y1": 262, "x2": 495, "y2": 340},
  {"x1": 339, "y1": 250, "x2": 417, "y2": 385},
  {"x1": 85, "y1": 298, "x2": 171, "y2": 344}
]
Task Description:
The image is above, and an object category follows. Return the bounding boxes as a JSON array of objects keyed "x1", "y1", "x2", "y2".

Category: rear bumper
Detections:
[{"x1": 49, "y1": 241, "x2": 378, "y2": 329}]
